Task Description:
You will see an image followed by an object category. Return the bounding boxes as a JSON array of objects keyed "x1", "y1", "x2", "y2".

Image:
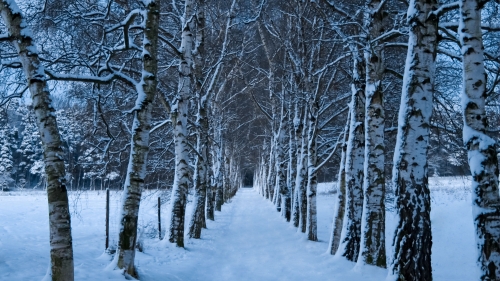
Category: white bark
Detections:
[
  {"x1": 291, "y1": 104, "x2": 302, "y2": 228},
  {"x1": 276, "y1": 106, "x2": 290, "y2": 220},
  {"x1": 389, "y1": 0, "x2": 437, "y2": 279},
  {"x1": 188, "y1": 97, "x2": 209, "y2": 239},
  {"x1": 286, "y1": 100, "x2": 298, "y2": 222},
  {"x1": 296, "y1": 109, "x2": 309, "y2": 233},
  {"x1": 113, "y1": 1, "x2": 160, "y2": 276},
  {"x1": 460, "y1": 0, "x2": 500, "y2": 279},
  {"x1": 223, "y1": 146, "x2": 231, "y2": 203},
  {"x1": 214, "y1": 129, "x2": 224, "y2": 211},
  {"x1": 328, "y1": 113, "x2": 350, "y2": 255},
  {"x1": 358, "y1": 0, "x2": 386, "y2": 268},
  {"x1": 0, "y1": 1, "x2": 74, "y2": 280},
  {"x1": 188, "y1": 0, "x2": 207, "y2": 239},
  {"x1": 306, "y1": 98, "x2": 318, "y2": 242},
  {"x1": 338, "y1": 50, "x2": 365, "y2": 262},
  {"x1": 258, "y1": 20, "x2": 279, "y2": 205},
  {"x1": 169, "y1": 0, "x2": 194, "y2": 248},
  {"x1": 206, "y1": 144, "x2": 215, "y2": 221},
  {"x1": 267, "y1": 136, "x2": 276, "y2": 201}
]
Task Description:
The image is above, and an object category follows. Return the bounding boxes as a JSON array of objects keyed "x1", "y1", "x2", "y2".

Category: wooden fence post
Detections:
[
  {"x1": 158, "y1": 196, "x2": 161, "y2": 240},
  {"x1": 105, "y1": 188, "x2": 110, "y2": 250}
]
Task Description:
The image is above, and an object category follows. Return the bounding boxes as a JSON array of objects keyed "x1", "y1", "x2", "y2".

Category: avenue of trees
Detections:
[
  {"x1": 252, "y1": 0, "x2": 500, "y2": 280},
  {"x1": 1, "y1": 0, "x2": 500, "y2": 280}
]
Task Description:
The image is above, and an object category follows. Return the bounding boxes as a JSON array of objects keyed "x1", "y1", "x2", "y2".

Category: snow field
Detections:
[{"x1": 0, "y1": 177, "x2": 476, "y2": 280}]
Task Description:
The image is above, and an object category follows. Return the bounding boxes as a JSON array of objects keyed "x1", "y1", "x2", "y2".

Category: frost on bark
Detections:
[
  {"x1": 0, "y1": 1, "x2": 74, "y2": 280},
  {"x1": 169, "y1": 0, "x2": 194, "y2": 248},
  {"x1": 338, "y1": 50, "x2": 365, "y2": 262},
  {"x1": 113, "y1": 0, "x2": 160, "y2": 276},
  {"x1": 358, "y1": 0, "x2": 386, "y2": 268},
  {"x1": 460, "y1": 0, "x2": 500, "y2": 279},
  {"x1": 328, "y1": 112, "x2": 349, "y2": 255},
  {"x1": 389, "y1": 0, "x2": 437, "y2": 279},
  {"x1": 188, "y1": 1, "x2": 207, "y2": 239}
]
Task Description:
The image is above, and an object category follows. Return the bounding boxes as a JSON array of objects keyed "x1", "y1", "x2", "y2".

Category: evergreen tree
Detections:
[{"x1": 0, "y1": 127, "x2": 14, "y2": 191}]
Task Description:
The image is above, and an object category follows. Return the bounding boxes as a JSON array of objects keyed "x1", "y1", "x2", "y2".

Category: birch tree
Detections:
[
  {"x1": 305, "y1": 94, "x2": 319, "y2": 241},
  {"x1": 113, "y1": 0, "x2": 160, "y2": 276},
  {"x1": 358, "y1": 0, "x2": 386, "y2": 267},
  {"x1": 328, "y1": 112, "x2": 349, "y2": 255},
  {"x1": 459, "y1": 0, "x2": 500, "y2": 279},
  {"x1": 337, "y1": 47, "x2": 366, "y2": 261},
  {"x1": 188, "y1": 0, "x2": 207, "y2": 239},
  {"x1": 291, "y1": 102, "x2": 302, "y2": 228},
  {"x1": 278, "y1": 103, "x2": 291, "y2": 221},
  {"x1": 0, "y1": 1, "x2": 74, "y2": 279},
  {"x1": 168, "y1": 0, "x2": 195, "y2": 248},
  {"x1": 389, "y1": 0, "x2": 438, "y2": 279}
]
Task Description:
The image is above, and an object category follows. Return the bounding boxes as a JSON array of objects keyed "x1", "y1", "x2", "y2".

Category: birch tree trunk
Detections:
[
  {"x1": 289, "y1": 102, "x2": 300, "y2": 226},
  {"x1": 0, "y1": 1, "x2": 74, "y2": 279},
  {"x1": 113, "y1": 1, "x2": 160, "y2": 276},
  {"x1": 337, "y1": 50, "x2": 365, "y2": 262},
  {"x1": 460, "y1": 0, "x2": 500, "y2": 279},
  {"x1": 169, "y1": 0, "x2": 194, "y2": 248},
  {"x1": 206, "y1": 150, "x2": 215, "y2": 221},
  {"x1": 297, "y1": 109, "x2": 309, "y2": 233},
  {"x1": 389, "y1": 0, "x2": 437, "y2": 279},
  {"x1": 205, "y1": 119, "x2": 216, "y2": 221},
  {"x1": 328, "y1": 113, "x2": 350, "y2": 255},
  {"x1": 358, "y1": 0, "x2": 386, "y2": 268},
  {"x1": 267, "y1": 132, "x2": 276, "y2": 202},
  {"x1": 188, "y1": 93, "x2": 209, "y2": 239},
  {"x1": 306, "y1": 98, "x2": 318, "y2": 241},
  {"x1": 276, "y1": 107, "x2": 290, "y2": 220},
  {"x1": 292, "y1": 105, "x2": 302, "y2": 228},
  {"x1": 223, "y1": 147, "x2": 231, "y2": 203},
  {"x1": 261, "y1": 152, "x2": 269, "y2": 199},
  {"x1": 188, "y1": 0, "x2": 207, "y2": 238},
  {"x1": 258, "y1": 20, "x2": 279, "y2": 205},
  {"x1": 215, "y1": 140, "x2": 224, "y2": 211}
]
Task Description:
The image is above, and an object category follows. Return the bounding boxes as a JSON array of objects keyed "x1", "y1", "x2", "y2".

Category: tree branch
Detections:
[{"x1": 250, "y1": 92, "x2": 272, "y2": 121}]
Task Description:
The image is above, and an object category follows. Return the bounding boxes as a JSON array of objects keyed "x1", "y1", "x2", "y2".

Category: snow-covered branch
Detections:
[
  {"x1": 45, "y1": 70, "x2": 136, "y2": 87},
  {"x1": 431, "y1": 1, "x2": 459, "y2": 18},
  {"x1": 371, "y1": 29, "x2": 407, "y2": 44},
  {"x1": 312, "y1": 131, "x2": 343, "y2": 173},
  {"x1": 319, "y1": 105, "x2": 349, "y2": 130},
  {"x1": 437, "y1": 47, "x2": 461, "y2": 61}
]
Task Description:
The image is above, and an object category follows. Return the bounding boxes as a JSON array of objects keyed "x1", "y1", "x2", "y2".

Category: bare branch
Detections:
[
  {"x1": 431, "y1": 2, "x2": 459, "y2": 18},
  {"x1": 250, "y1": 92, "x2": 272, "y2": 121}
]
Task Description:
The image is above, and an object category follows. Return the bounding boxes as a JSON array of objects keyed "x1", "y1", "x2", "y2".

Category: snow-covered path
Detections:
[
  {"x1": 142, "y1": 188, "x2": 386, "y2": 281},
  {"x1": 196, "y1": 188, "x2": 319, "y2": 280}
]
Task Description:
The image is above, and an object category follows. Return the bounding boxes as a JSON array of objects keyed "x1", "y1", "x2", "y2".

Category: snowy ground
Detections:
[{"x1": 0, "y1": 176, "x2": 477, "y2": 280}]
